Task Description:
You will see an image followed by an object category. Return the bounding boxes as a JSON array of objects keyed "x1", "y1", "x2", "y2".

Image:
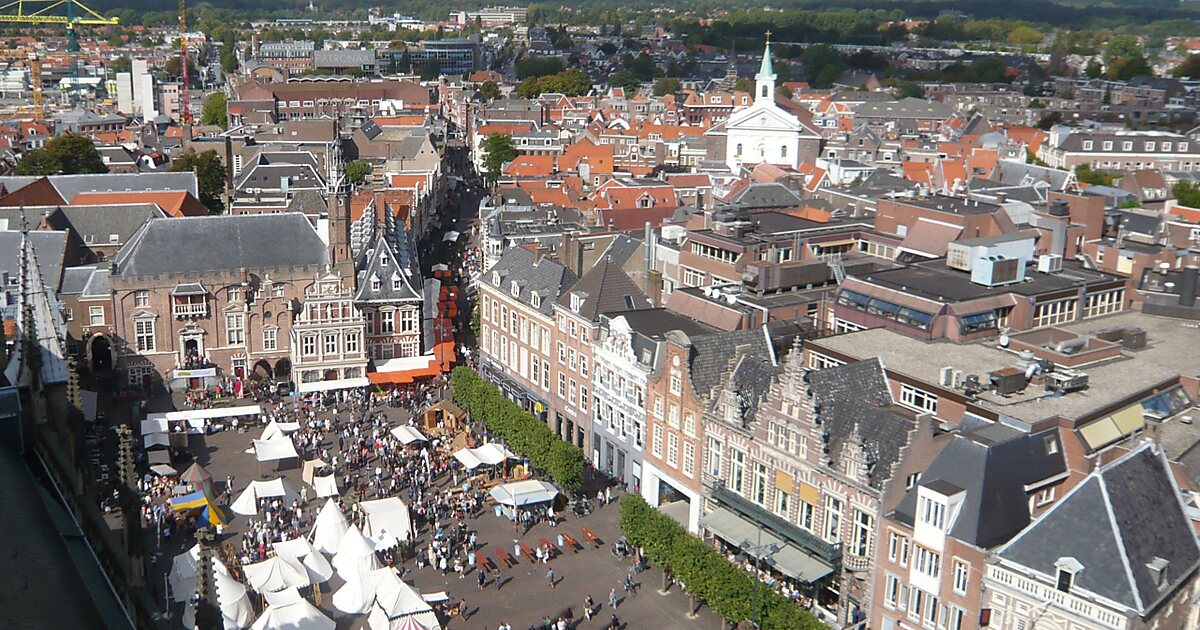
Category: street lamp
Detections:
[{"x1": 742, "y1": 525, "x2": 780, "y2": 629}]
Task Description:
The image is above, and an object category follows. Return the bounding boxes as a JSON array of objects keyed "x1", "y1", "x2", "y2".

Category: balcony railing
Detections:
[{"x1": 173, "y1": 304, "x2": 207, "y2": 319}]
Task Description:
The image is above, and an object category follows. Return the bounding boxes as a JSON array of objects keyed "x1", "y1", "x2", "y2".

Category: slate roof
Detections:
[
  {"x1": 806, "y1": 358, "x2": 918, "y2": 490},
  {"x1": 997, "y1": 442, "x2": 1200, "y2": 614},
  {"x1": 0, "y1": 230, "x2": 67, "y2": 292},
  {"x1": 994, "y1": 159, "x2": 1072, "y2": 190},
  {"x1": 687, "y1": 326, "x2": 773, "y2": 402},
  {"x1": 853, "y1": 97, "x2": 954, "y2": 120},
  {"x1": 43, "y1": 204, "x2": 165, "y2": 248},
  {"x1": 599, "y1": 234, "x2": 643, "y2": 268},
  {"x1": 0, "y1": 172, "x2": 200, "y2": 202},
  {"x1": 354, "y1": 233, "x2": 422, "y2": 304},
  {"x1": 728, "y1": 182, "x2": 801, "y2": 209},
  {"x1": 556, "y1": 257, "x2": 651, "y2": 323},
  {"x1": 720, "y1": 351, "x2": 783, "y2": 423},
  {"x1": 113, "y1": 214, "x2": 328, "y2": 277},
  {"x1": 287, "y1": 190, "x2": 329, "y2": 216},
  {"x1": 892, "y1": 429, "x2": 1066, "y2": 548},
  {"x1": 485, "y1": 247, "x2": 578, "y2": 316}
]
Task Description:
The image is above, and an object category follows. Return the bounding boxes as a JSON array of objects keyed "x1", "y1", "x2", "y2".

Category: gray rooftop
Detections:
[
  {"x1": 997, "y1": 442, "x2": 1200, "y2": 613},
  {"x1": 809, "y1": 311, "x2": 1200, "y2": 425},
  {"x1": 113, "y1": 214, "x2": 328, "y2": 277},
  {"x1": 0, "y1": 172, "x2": 199, "y2": 202},
  {"x1": 484, "y1": 247, "x2": 578, "y2": 316}
]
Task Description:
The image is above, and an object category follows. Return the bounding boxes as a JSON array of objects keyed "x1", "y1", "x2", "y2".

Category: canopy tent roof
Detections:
[
  {"x1": 489, "y1": 480, "x2": 560, "y2": 507},
  {"x1": 147, "y1": 405, "x2": 263, "y2": 424},
  {"x1": 313, "y1": 474, "x2": 339, "y2": 498},
  {"x1": 453, "y1": 443, "x2": 516, "y2": 470},
  {"x1": 368, "y1": 570, "x2": 440, "y2": 630},
  {"x1": 309, "y1": 498, "x2": 348, "y2": 555},
  {"x1": 250, "y1": 587, "x2": 335, "y2": 630},
  {"x1": 150, "y1": 464, "x2": 177, "y2": 477},
  {"x1": 333, "y1": 568, "x2": 383, "y2": 615},
  {"x1": 170, "y1": 490, "x2": 228, "y2": 527},
  {"x1": 253, "y1": 435, "x2": 299, "y2": 462},
  {"x1": 301, "y1": 458, "x2": 331, "y2": 486},
  {"x1": 169, "y1": 546, "x2": 232, "y2": 604},
  {"x1": 273, "y1": 537, "x2": 334, "y2": 584},
  {"x1": 389, "y1": 424, "x2": 428, "y2": 445},
  {"x1": 701, "y1": 507, "x2": 835, "y2": 584},
  {"x1": 144, "y1": 433, "x2": 171, "y2": 449},
  {"x1": 261, "y1": 419, "x2": 301, "y2": 441},
  {"x1": 213, "y1": 568, "x2": 256, "y2": 629},
  {"x1": 243, "y1": 555, "x2": 311, "y2": 593},
  {"x1": 332, "y1": 525, "x2": 380, "y2": 578},
  {"x1": 359, "y1": 498, "x2": 413, "y2": 550},
  {"x1": 230, "y1": 478, "x2": 300, "y2": 516},
  {"x1": 181, "y1": 461, "x2": 215, "y2": 495}
]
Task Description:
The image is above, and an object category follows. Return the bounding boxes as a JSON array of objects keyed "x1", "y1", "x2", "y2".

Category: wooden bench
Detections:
[
  {"x1": 495, "y1": 547, "x2": 514, "y2": 568},
  {"x1": 518, "y1": 542, "x2": 536, "y2": 563},
  {"x1": 559, "y1": 532, "x2": 580, "y2": 553},
  {"x1": 539, "y1": 538, "x2": 558, "y2": 559},
  {"x1": 478, "y1": 555, "x2": 494, "y2": 572},
  {"x1": 581, "y1": 528, "x2": 602, "y2": 548}
]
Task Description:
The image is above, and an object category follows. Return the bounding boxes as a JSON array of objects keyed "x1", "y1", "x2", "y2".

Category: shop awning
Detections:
[
  {"x1": 296, "y1": 377, "x2": 370, "y2": 394},
  {"x1": 702, "y1": 507, "x2": 834, "y2": 584}
]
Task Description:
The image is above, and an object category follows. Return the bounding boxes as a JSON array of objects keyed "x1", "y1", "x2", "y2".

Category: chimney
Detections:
[
  {"x1": 373, "y1": 190, "x2": 387, "y2": 226},
  {"x1": 1181, "y1": 265, "x2": 1198, "y2": 308}
]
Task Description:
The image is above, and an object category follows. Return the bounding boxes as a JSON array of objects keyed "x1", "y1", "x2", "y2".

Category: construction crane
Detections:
[
  {"x1": 178, "y1": 0, "x2": 190, "y2": 124},
  {"x1": 0, "y1": 0, "x2": 117, "y2": 108}
]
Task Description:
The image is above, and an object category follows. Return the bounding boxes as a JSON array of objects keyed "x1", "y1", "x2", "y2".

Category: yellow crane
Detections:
[{"x1": 0, "y1": 0, "x2": 117, "y2": 112}]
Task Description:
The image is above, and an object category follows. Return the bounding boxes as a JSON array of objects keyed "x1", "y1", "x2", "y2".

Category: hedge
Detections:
[
  {"x1": 449, "y1": 366, "x2": 585, "y2": 490},
  {"x1": 619, "y1": 494, "x2": 824, "y2": 630}
]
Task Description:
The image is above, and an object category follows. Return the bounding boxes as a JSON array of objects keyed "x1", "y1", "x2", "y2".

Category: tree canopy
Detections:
[
  {"x1": 170, "y1": 148, "x2": 226, "y2": 214},
  {"x1": 481, "y1": 133, "x2": 518, "y2": 181},
  {"x1": 347, "y1": 160, "x2": 372, "y2": 186},
  {"x1": 15, "y1": 135, "x2": 108, "y2": 176},
  {"x1": 201, "y1": 93, "x2": 228, "y2": 128},
  {"x1": 515, "y1": 68, "x2": 592, "y2": 98},
  {"x1": 1174, "y1": 181, "x2": 1200, "y2": 208}
]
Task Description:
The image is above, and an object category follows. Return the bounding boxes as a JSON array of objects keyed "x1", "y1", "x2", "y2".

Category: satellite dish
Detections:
[{"x1": 999, "y1": 328, "x2": 1011, "y2": 348}]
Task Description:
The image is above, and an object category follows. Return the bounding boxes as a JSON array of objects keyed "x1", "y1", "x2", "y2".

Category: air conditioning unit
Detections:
[
  {"x1": 939, "y1": 366, "x2": 954, "y2": 387},
  {"x1": 1045, "y1": 369, "x2": 1089, "y2": 394},
  {"x1": 1037, "y1": 254, "x2": 1063, "y2": 274}
]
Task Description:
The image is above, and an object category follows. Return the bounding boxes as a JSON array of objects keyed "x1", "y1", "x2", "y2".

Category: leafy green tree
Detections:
[
  {"x1": 800, "y1": 44, "x2": 847, "y2": 89},
  {"x1": 170, "y1": 148, "x2": 226, "y2": 214},
  {"x1": 221, "y1": 48, "x2": 239, "y2": 75},
  {"x1": 732, "y1": 77, "x2": 754, "y2": 93},
  {"x1": 608, "y1": 70, "x2": 641, "y2": 95},
  {"x1": 478, "y1": 80, "x2": 501, "y2": 100},
  {"x1": 43, "y1": 135, "x2": 107, "y2": 175},
  {"x1": 897, "y1": 80, "x2": 925, "y2": 99},
  {"x1": 346, "y1": 160, "x2": 372, "y2": 186},
  {"x1": 1007, "y1": 25, "x2": 1044, "y2": 48},
  {"x1": 200, "y1": 92, "x2": 228, "y2": 128},
  {"x1": 1173, "y1": 55, "x2": 1200, "y2": 78},
  {"x1": 598, "y1": 42, "x2": 617, "y2": 56},
  {"x1": 109, "y1": 56, "x2": 132, "y2": 74},
  {"x1": 1036, "y1": 110, "x2": 1063, "y2": 130},
  {"x1": 13, "y1": 149, "x2": 62, "y2": 176},
  {"x1": 515, "y1": 56, "x2": 565, "y2": 79},
  {"x1": 1085, "y1": 59, "x2": 1104, "y2": 78},
  {"x1": 1075, "y1": 164, "x2": 1118, "y2": 187},
  {"x1": 1173, "y1": 181, "x2": 1200, "y2": 208},
  {"x1": 481, "y1": 133, "x2": 517, "y2": 181},
  {"x1": 1106, "y1": 54, "x2": 1152, "y2": 81},
  {"x1": 652, "y1": 77, "x2": 681, "y2": 97}
]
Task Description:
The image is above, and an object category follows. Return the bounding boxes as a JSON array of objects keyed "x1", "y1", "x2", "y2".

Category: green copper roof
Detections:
[{"x1": 756, "y1": 41, "x2": 776, "y2": 80}]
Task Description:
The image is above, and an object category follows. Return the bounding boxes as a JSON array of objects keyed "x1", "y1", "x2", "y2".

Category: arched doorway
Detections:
[
  {"x1": 274, "y1": 359, "x2": 291, "y2": 380},
  {"x1": 89, "y1": 335, "x2": 113, "y2": 372},
  {"x1": 253, "y1": 360, "x2": 272, "y2": 380}
]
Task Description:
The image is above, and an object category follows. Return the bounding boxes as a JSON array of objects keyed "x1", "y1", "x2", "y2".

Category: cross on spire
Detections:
[{"x1": 765, "y1": 30, "x2": 772, "y2": 43}]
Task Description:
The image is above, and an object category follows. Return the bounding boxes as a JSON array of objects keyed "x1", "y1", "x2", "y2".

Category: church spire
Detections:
[
  {"x1": 755, "y1": 32, "x2": 776, "y2": 102},
  {"x1": 326, "y1": 116, "x2": 353, "y2": 278}
]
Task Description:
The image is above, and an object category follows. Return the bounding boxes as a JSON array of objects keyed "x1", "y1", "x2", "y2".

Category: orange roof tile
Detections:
[
  {"x1": 70, "y1": 191, "x2": 207, "y2": 217},
  {"x1": 902, "y1": 162, "x2": 934, "y2": 186},
  {"x1": 504, "y1": 155, "x2": 556, "y2": 177}
]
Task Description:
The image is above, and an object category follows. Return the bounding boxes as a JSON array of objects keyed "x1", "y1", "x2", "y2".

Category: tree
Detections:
[
  {"x1": 170, "y1": 148, "x2": 226, "y2": 214},
  {"x1": 1007, "y1": 25, "x2": 1044, "y2": 48},
  {"x1": 652, "y1": 77, "x2": 680, "y2": 97},
  {"x1": 800, "y1": 44, "x2": 847, "y2": 89},
  {"x1": 481, "y1": 133, "x2": 517, "y2": 181},
  {"x1": 1035, "y1": 110, "x2": 1063, "y2": 130},
  {"x1": 13, "y1": 149, "x2": 62, "y2": 176},
  {"x1": 1075, "y1": 164, "x2": 1117, "y2": 187},
  {"x1": 732, "y1": 77, "x2": 754, "y2": 93},
  {"x1": 165, "y1": 55, "x2": 183, "y2": 77},
  {"x1": 346, "y1": 160, "x2": 372, "y2": 186},
  {"x1": 515, "y1": 56, "x2": 565, "y2": 79},
  {"x1": 109, "y1": 56, "x2": 132, "y2": 74},
  {"x1": 1173, "y1": 181, "x2": 1200, "y2": 208},
  {"x1": 598, "y1": 42, "x2": 617, "y2": 56},
  {"x1": 1173, "y1": 55, "x2": 1200, "y2": 79},
  {"x1": 200, "y1": 92, "x2": 228, "y2": 128},
  {"x1": 1085, "y1": 59, "x2": 1104, "y2": 79},
  {"x1": 478, "y1": 80, "x2": 501, "y2": 100},
  {"x1": 608, "y1": 70, "x2": 641, "y2": 95},
  {"x1": 1106, "y1": 54, "x2": 1152, "y2": 81},
  {"x1": 43, "y1": 135, "x2": 107, "y2": 175},
  {"x1": 897, "y1": 80, "x2": 925, "y2": 99}
]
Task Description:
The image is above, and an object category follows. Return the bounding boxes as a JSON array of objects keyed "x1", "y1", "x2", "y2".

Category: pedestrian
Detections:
[
  {"x1": 477, "y1": 569, "x2": 486, "y2": 590},
  {"x1": 546, "y1": 566, "x2": 556, "y2": 589},
  {"x1": 609, "y1": 587, "x2": 618, "y2": 610},
  {"x1": 584, "y1": 595, "x2": 594, "y2": 620},
  {"x1": 609, "y1": 613, "x2": 621, "y2": 629},
  {"x1": 605, "y1": 486, "x2": 612, "y2": 505},
  {"x1": 458, "y1": 598, "x2": 468, "y2": 620},
  {"x1": 493, "y1": 567, "x2": 502, "y2": 590}
]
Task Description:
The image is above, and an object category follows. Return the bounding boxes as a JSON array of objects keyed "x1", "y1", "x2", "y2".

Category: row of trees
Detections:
[
  {"x1": 449, "y1": 367, "x2": 584, "y2": 490},
  {"x1": 515, "y1": 68, "x2": 592, "y2": 98},
  {"x1": 619, "y1": 495, "x2": 823, "y2": 629},
  {"x1": 14, "y1": 135, "x2": 107, "y2": 176}
]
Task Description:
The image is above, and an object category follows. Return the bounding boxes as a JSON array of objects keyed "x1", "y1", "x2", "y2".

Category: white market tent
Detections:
[
  {"x1": 332, "y1": 568, "x2": 383, "y2": 615},
  {"x1": 309, "y1": 499, "x2": 349, "y2": 555},
  {"x1": 389, "y1": 425, "x2": 428, "y2": 445},
  {"x1": 367, "y1": 569, "x2": 440, "y2": 630},
  {"x1": 243, "y1": 554, "x2": 311, "y2": 593},
  {"x1": 169, "y1": 546, "x2": 232, "y2": 604},
  {"x1": 359, "y1": 498, "x2": 413, "y2": 550},
  {"x1": 213, "y1": 568, "x2": 256, "y2": 629},
  {"x1": 301, "y1": 459, "x2": 330, "y2": 486},
  {"x1": 260, "y1": 420, "x2": 301, "y2": 441},
  {"x1": 230, "y1": 478, "x2": 300, "y2": 516},
  {"x1": 150, "y1": 464, "x2": 178, "y2": 477},
  {"x1": 273, "y1": 537, "x2": 335, "y2": 584},
  {"x1": 253, "y1": 435, "x2": 299, "y2": 463},
  {"x1": 332, "y1": 525, "x2": 380, "y2": 579},
  {"x1": 489, "y1": 479, "x2": 560, "y2": 507},
  {"x1": 312, "y1": 474, "x2": 339, "y2": 498},
  {"x1": 144, "y1": 433, "x2": 171, "y2": 449},
  {"x1": 452, "y1": 443, "x2": 516, "y2": 470},
  {"x1": 250, "y1": 586, "x2": 335, "y2": 630},
  {"x1": 146, "y1": 405, "x2": 264, "y2": 435}
]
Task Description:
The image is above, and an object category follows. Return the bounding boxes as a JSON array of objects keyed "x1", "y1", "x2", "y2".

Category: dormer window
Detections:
[
  {"x1": 380, "y1": 253, "x2": 388, "y2": 266},
  {"x1": 1055, "y1": 557, "x2": 1084, "y2": 593},
  {"x1": 531, "y1": 293, "x2": 542, "y2": 308},
  {"x1": 511, "y1": 281, "x2": 521, "y2": 298},
  {"x1": 917, "y1": 494, "x2": 946, "y2": 530},
  {"x1": 570, "y1": 293, "x2": 584, "y2": 312},
  {"x1": 492, "y1": 272, "x2": 501, "y2": 286},
  {"x1": 371, "y1": 275, "x2": 381, "y2": 292},
  {"x1": 392, "y1": 275, "x2": 401, "y2": 291}
]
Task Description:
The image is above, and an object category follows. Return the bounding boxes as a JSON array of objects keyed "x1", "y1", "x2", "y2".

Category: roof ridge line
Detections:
[{"x1": 1097, "y1": 470, "x2": 1143, "y2": 611}]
